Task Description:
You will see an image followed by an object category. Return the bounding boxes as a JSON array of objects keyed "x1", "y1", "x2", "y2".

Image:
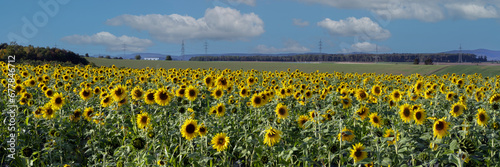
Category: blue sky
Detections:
[{"x1": 1, "y1": 0, "x2": 500, "y2": 56}]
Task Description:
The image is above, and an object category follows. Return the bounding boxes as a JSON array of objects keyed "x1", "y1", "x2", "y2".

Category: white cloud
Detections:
[
  {"x1": 341, "y1": 42, "x2": 390, "y2": 53},
  {"x1": 61, "y1": 32, "x2": 153, "y2": 52},
  {"x1": 317, "y1": 17, "x2": 391, "y2": 40},
  {"x1": 299, "y1": 0, "x2": 499, "y2": 21},
  {"x1": 445, "y1": 3, "x2": 499, "y2": 20},
  {"x1": 106, "y1": 6, "x2": 264, "y2": 43},
  {"x1": 255, "y1": 40, "x2": 310, "y2": 53},
  {"x1": 293, "y1": 18, "x2": 309, "y2": 27}
]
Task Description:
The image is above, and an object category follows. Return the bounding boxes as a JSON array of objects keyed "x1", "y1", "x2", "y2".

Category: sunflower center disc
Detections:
[{"x1": 186, "y1": 124, "x2": 195, "y2": 133}]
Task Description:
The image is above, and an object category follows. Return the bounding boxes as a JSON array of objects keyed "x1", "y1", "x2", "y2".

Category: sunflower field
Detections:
[{"x1": 1, "y1": 61, "x2": 500, "y2": 167}]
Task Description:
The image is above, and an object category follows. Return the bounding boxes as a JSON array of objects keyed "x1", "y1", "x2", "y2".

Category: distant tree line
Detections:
[
  {"x1": 190, "y1": 53, "x2": 487, "y2": 63},
  {"x1": 0, "y1": 42, "x2": 89, "y2": 65}
]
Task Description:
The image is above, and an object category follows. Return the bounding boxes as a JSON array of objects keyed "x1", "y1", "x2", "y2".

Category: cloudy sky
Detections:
[{"x1": 1, "y1": 0, "x2": 500, "y2": 56}]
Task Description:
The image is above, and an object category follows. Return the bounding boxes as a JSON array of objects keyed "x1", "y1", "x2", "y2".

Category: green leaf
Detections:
[{"x1": 449, "y1": 140, "x2": 459, "y2": 151}]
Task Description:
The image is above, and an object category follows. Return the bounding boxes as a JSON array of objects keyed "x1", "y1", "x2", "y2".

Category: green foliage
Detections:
[
  {"x1": 190, "y1": 53, "x2": 486, "y2": 63},
  {"x1": 0, "y1": 42, "x2": 89, "y2": 65}
]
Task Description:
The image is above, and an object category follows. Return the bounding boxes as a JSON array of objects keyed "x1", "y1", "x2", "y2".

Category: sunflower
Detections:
[
  {"x1": 476, "y1": 108, "x2": 489, "y2": 126},
  {"x1": 42, "y1": 104, "x2": 56, "y2": 119},
  {"x1": 450, "y1": 102, "x2": 466, "y2": 117},
  {"x1": 356, "y1": 105, "x2": 370, "y2": 120},
  {"x1": 216, "y1": 76, "x2": 230, "y2": 90},
  {"x1": 45, "y1": 89, "x2": 54, "y2": 98},
  {"x1": 239, "y1": 87, "x2": 250, "y2": 97},
  {"x1": 212, "y1": 88, "x2": 224, "y2": 99},
  {"x1": 429, "y1": 142, "x2": 438, "y2": 151},
  {"x1": 424, "y1": 89, "x2": 434, "y2": 99},
  {"x1": 101, "y1": 96, "x2": 112, "y2": 107},
  {"x1": 131, "y1": 87, "x2": 144, "y2": 100},
  {"x1": 383, "y1": 129, "x2": 400, "y2": 145},
  {"x1": 136, "y1": 112, "x2": 151, "y2": 129},
  {"x1": 297, "y1": 115, "x2": 310, "y2": 129},
  {"x1": 181, "y1": 119, "x2": 198, "y2": 140},
  {"x1": 144, "y1": 89, "x2": 156, "y2": 104},
  {"x1": 211, "y1": 133, "x2": 230, "y2": 152},
  {"x1": 214, "y1": 103, "x2": 225, "y2": 117},
  {"x1": 446, "y1": 92, "x2": 456, "y2": 101},
  {"x1": 33, "y1": 107, "x2": 43, "y2": 118},
  {"x1": 349, "y1": 143, "x2": 367, "y2": 163},
  {"x1": 390, "y1": 89, "x2": 403, "y2": 102},
  {"x1": 247, "y1": 77, "x2": 256, "y2": 85},
  {"x1": 204, "y1": 76, "x2": 213, "y2": 87},
  {"x1": 277, "y1": 88, "x2": 287, "y2": 98},
  {"x1": 70, "y1": 109, "x2": 82, "y2": 122},
  {"x1": 475, "y1": 91, "x2": 484, "y2": 102},
  {"x1": 155, "y1": 88, "x2": 172, "y2": 106},
  {"x1": 275, "y1": 103, "x2": 288, "y2": 119},
  {"x1": 111, "y1": 85, "x2": 127, "y2": 101},
  {"x1": 399, "y1": 104, "x2": 413, "y2": 123},
  {"x1": 175, "y1": 87, "x2": 186, "y2": 97},
  {"x1": 185, "y1": 85, "x2": 198, "y2": 101},
  {"x1": 79, "y1": 89, "x2": 92, "y2": 101},
  {"x1": 414, "y1": 81, "x2": 424, "y2": 93},
  {"x1": 433, "y1": 118, "x2": 449, "y2": 139},
  {"x1": 50, "y1": 92, "x2": 65, "y2": 110},
  {"x1": 251, "y1": 93, "x2": 265, "y2": 108},
  {"x1": 263, "y1": 127, "x2": 282, "y2": 147},
  {"x1": 371, "y1": 85, "x2": 382, "y2": 96},
  {"x1": 338, "y1": 128, "x2": 355, "y2": 142},
  {"x1": 340, "y1": 96, "x2": 352, "y2": 109},
  {"x1": 83, "y1": 107, "x2": 94, "y2": 121},
  {"x1": 368, "y1": 112, "x2": 382, "y2": 128},
  {"x1": 157, "y1": 160, "x2": 165, "y2": 166},
  {"x1": 489, "y1": 93, "x2": 500, "y2": 104},
  {"x1": 117, "y1": 97, "x2": 128, "y2": 107},
  {"x1": 355, "y1": 89, "x2": 369, "y2": 101},
  {"x1": 413, "y1": 108, "x2": 426, "y2": 125},
  {"x1": 198, "y1": 123, "x2": 208, "y2": 136}
]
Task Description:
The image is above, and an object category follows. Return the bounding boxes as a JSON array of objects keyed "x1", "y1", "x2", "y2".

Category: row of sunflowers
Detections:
[{"x1": 1, "y1": 62, "x2": 500, "y2": 166}]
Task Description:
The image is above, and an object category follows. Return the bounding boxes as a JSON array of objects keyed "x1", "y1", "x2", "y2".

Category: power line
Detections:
[
  {"x1": 204, "y1": 41, "x2": 208, "y2": 55},
  {"x1": 181, "y1": 40, "x2": 185, "y2": 59},
  {"x1": 319, "y1": 39, "x2": 322, "y2": 54},
  {"x1": 123, "y1": 44, "x2": 126, "y2": 56},
  {"x1": 458, "y1": 44, "x2": 462, "y2": 63}
]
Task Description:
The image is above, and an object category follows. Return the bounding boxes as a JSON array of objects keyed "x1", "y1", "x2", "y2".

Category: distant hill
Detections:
[{"x1": 443, "y1": 49, "x2": 500, "y2": 60}]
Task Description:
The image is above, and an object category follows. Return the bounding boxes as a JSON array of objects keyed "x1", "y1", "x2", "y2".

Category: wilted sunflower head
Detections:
[{"x1": 132, "y1": 137, "x2": 145, "y2": 150}]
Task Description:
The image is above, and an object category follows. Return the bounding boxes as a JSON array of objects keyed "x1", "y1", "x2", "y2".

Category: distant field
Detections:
[{"x1": 86, "y1": 58, "x2": 500, "y2": 76}]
